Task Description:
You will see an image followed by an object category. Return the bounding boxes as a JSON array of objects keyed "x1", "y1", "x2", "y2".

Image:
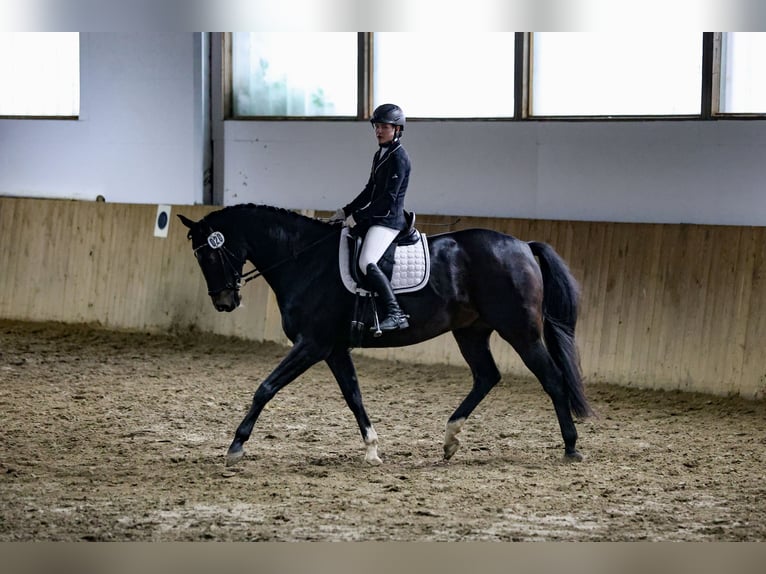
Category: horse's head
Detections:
[{"x1": 178, "y1": 214, "x2": 244, "y2": 312}]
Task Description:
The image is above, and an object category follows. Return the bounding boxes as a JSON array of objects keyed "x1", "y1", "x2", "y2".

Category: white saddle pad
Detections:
[{"x1": 339, "y1": 227, "x2": 430, "y2": 294}]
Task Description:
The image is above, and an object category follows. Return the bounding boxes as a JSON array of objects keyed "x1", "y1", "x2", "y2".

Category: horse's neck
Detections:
[
  {"x1": 239, "y1": 209, "x2": 324, "y2": 273},
  {"x1": 240, "y1": 212, "x2": 292, "y2": 265}
]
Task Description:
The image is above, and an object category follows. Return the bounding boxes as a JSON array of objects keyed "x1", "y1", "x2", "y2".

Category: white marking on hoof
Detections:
[
  {"x1": 365, "y1": 453, "x2": 382, "y2": 466},
  {"x1": 364, "y1": 427, "x2": 382, "y2": 465},
  {"x1": 443, "y1": 418, "x2": 465, "y2": 460}
]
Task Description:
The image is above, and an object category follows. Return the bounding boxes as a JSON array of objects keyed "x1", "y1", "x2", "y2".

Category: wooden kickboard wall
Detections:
[{"x1": 1, "y1": 197, "x2": 763, "y2": 399}]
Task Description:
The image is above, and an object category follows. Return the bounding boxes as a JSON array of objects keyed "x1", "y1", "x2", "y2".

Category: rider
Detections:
[{"x1": 331, "y1": 103, "x2": 411, "y2": 334}]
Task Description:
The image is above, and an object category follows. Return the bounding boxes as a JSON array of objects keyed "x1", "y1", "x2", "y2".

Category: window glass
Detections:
[
  {"x1": 531, "y1": 32, "x2": 702, "y2": 116},
  {"x1": 720, "y1": 33, "x2": 766, "y2": 114},
  {"x1": 374, "y1": 33, "x2": 515, "y2": 118},
  {"x1": 232, "y1": 33, "x2": 357, "y2": 117},
  {"x1": 0, "y1": 33, "x2": 79, "y2": 117}
]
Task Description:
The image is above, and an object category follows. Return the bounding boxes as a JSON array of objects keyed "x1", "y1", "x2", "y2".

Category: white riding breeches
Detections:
[{"x1": 359, "y1": 225, "x2": 400, "y2": 274}]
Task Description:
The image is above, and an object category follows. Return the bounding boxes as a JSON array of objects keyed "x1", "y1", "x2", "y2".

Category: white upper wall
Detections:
[
  {"x1": 1, "y1": 33, "x2": 765, "y2": 226},
  {"x1": 224, "y1": 119, "x2": 766, "y2": 226}
]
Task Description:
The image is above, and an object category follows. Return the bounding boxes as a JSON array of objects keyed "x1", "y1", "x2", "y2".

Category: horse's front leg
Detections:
[
  {"x1": 325, "y1": 347, "x2": 381, "y2": 465},
  {"x1": 226, "y1": 340, "x2": 325, "y2": 466}
]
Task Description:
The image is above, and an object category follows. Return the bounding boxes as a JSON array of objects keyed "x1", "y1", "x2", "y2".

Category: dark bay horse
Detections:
[{"x1": 179, "y1": 204, "x2": 592, "y2": 466}]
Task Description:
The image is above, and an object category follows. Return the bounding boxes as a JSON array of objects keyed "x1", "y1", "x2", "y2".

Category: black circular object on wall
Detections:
[{"x1": 157, "y1": 210, "x2": 168, "y2": 230}]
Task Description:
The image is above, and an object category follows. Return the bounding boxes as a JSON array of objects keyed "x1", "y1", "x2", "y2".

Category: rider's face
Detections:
[{"x1": 373, "y1": 123, "x2": 397, "y2": 145}]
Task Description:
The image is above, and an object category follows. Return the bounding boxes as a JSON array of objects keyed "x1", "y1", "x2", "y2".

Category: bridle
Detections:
[
  {"x1": 191, "y1": 220, "x2": 341, "y2": 295},
  {"x1": 192, "y1": 230, "x2": 246, "y2": 295}
]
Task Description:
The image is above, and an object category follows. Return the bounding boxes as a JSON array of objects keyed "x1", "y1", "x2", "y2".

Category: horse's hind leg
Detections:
[
  {"x1": 325, "y1": 347, "x2": 381, "y2": 465},
  {"x1": 444, "y1": 325, "x2": 501, "y2": 460},
  {"x1": 509, "y1": 338, "x2": 582, "y2": 461}
]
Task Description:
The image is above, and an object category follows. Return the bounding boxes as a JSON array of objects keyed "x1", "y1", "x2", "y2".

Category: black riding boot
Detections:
[{"x1": 365, "y1": 263, "x2": 409, "y2": 333}]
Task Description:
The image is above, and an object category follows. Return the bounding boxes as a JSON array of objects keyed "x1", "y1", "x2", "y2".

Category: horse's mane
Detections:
[{"x1": 208, "y1": 203, "x2": 333, "y2": 231}]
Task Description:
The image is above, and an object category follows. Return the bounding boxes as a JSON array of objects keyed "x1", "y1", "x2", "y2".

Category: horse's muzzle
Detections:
[{"x1": 211, "y1": 290, "x2": 241, "y2": 312}]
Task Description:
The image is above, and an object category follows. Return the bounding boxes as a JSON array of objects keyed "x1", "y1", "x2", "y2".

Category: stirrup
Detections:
[{"x1": 374, "y1": 313, "x2": 410, "y2": 335}]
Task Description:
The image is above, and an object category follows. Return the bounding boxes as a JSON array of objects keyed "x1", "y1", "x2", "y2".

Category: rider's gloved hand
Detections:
[{"x1": 344, "y1": 214, "x2": 356, "y2": 228}]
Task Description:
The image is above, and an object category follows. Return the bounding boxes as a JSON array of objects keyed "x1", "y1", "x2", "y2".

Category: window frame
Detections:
[{"x1": 222, "y1": 32, "x2": 766, "y2": 122}]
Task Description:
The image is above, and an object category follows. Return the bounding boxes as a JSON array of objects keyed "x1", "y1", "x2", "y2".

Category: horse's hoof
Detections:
[
  {"x1": 365, "y1": 455, "x2": 383, "y2": 466},
  {"x1": 443, "y1": 442, "x2": 460, "y2": 460},
  {"x1": 226, "y1": 448, "x2": 245, "y2": 467},
  {"x1": 563, "y1": 450, "x2": 584, "y2": 463}
]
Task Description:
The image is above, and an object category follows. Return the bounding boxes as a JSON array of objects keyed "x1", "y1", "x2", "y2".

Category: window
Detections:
[
  {"x1": 227, "y1": 32, "x2": 763, "y2": 121},
  {"x1": 373, "y1": 33, "x2": 515, "y2": 118},
  {"x1": 530, "y1": 32, "x2": 703, "y2": 116},
  {"x1": 0, "y1": 33, "x2": 80, "y2": 117},
  {"x1": 231, "y1": 33, "x2": 357, "y2": 117},
  {"x1": 720, "y1": 32, "x2": 766, "y2": 114}
]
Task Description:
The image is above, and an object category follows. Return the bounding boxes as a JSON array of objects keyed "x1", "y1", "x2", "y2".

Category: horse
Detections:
[{"x1": 178, "y1": 204, "x2": 592, "y2": 466}]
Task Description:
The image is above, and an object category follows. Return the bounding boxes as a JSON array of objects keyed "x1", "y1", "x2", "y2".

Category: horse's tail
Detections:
[{"x1": 528, "y1": 241, "x2": 593, "y2": 418}]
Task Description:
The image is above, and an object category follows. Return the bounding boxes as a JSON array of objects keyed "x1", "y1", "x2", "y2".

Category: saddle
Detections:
[
  {"x1": 338, "y1": 212, "x2": 430, "y2": 346},
  {"x1": 338, "y1": 211, "x2": 430, "y2": 295}
]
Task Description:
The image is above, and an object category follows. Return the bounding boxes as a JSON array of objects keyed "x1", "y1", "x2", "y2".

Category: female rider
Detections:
[{"x1": 331, "y1": 103, "x2": 411, "y2": 334}]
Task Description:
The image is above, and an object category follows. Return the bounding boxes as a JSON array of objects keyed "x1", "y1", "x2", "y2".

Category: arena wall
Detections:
[{"x1": 1, "y1": 196, "x2": 763, "y2": 399}]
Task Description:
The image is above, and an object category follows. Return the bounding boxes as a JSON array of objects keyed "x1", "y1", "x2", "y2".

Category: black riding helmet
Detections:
[{"x1": 370, "y1": 103, "x2": 406, "y2": 136}]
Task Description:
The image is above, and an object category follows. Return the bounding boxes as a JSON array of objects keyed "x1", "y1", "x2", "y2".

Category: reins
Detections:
[
  {"x1": 194, "y1": 221, "x2": 341, "y2": 295},
  {"x1": 236, "y1": 225, "x2": 342, "y2": 286}
]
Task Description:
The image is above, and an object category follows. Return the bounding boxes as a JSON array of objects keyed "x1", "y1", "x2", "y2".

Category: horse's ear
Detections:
[{"x1": 177, "y1": 214, "x2": 196, "y2": 229}]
